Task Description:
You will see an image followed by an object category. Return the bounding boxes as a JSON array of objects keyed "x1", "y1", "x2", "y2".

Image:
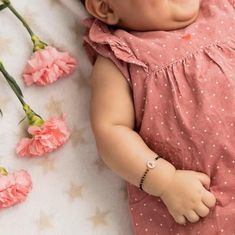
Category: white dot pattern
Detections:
[{"x1": 83, "y1": 0, "x2": 235, "y2": 234}]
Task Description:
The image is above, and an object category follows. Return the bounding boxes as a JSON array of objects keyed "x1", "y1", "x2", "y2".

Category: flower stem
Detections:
[
  {"x1": 3, "y1": 0, "x2": 47, "y2": 51},
  {"x1": 0, "y1": 4, "x2": 7, "y2": 11},
  {"x1": 0, "y1": 61, "x2": 25, "y2": 106},
  {"x1": 0, "y1": 61, "x2": 44, "y2": 126},
  {"x1": 31, "y1": 35, "x2": 47, "y2": 52},
  {"x1": 23, "y1": 104, "x2": 44, "y2": 126},
  {"x1": 4, "y1": 0, "x2": 34, "y2": 37}
]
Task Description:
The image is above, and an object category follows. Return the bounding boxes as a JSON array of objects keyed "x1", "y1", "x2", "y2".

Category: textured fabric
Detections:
[
  {"x1": 0, "y1": 0, "x2": 134, "y2": 234},
  {"x1": 82, "y1": 0, "x2": 235, "y2": 234}
]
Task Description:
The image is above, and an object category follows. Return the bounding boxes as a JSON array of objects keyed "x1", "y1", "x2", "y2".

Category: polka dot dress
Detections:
[{"x1": 82, "y1": 0, "x2": 235, "y2": 234}]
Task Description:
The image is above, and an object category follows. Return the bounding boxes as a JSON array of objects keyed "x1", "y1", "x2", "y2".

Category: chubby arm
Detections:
[
  {"x1": 90, "y1": 56, "x2": 217, "y2": 225},
  {"x1": 90, "y1": 55, "x2": 176, "y2": 196}
]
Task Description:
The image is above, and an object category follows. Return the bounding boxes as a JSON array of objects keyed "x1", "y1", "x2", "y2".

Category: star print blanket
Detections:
[{"x1": 0, "y1": 0, "x2": 132, "y2": 234}]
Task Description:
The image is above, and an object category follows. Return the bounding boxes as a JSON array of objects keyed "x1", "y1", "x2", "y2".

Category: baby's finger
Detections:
[
  {"x1": 184, "y1": 210, "x2": 200, "y2": 223},
  {"x1": 171, "y1": 213, "x2": 187, "y2": 225},
  {"x1": 194, "y1": 203, "x2": 210, "y2": 217},
  {"x1": 195, "y1": 172, "x2": 211, "y2": 190},
  {"x1": 201, "y1": 190, "x2": 216, "y2": 208}
]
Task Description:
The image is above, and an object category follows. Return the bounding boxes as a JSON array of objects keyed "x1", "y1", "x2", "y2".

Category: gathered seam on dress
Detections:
[{"x1": 148, "y1": 39, "x2": 235, "y2": 74}]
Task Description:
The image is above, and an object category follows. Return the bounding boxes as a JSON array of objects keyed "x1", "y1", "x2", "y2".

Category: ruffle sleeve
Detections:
[{"x1": 81, "y1": 18, "x2": 148, "y2": 89}]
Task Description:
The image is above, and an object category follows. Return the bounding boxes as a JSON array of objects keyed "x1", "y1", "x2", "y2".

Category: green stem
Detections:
[
  {"x1": 23, "y1": 104, "x2": 44, "y2": 126},
  {"x1": 4, "y1": 0, "x2": 34, "y2": 37},
  {"x1": 31, "y1": 35, "x2": 47, "y2": 52},
  {"x1": 0, "y1": 60, "x2": 44, "y2": 126},
  {"x1": 0, "y1": 4, "x2": 7, "y2": 11},
  {"x1": 0, "y1": 61, "x2": 25, "y2": 106},
  {"x1": 3, "y1": 0, "x2": 47, "y2": 51}
]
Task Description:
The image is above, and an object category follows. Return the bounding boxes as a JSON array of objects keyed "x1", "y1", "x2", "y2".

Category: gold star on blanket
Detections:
[
  {"x1": 94, "y1": 157, "x2": 108, "y2": 172},
  {"x1": 35, "y1": 211, "x2": 54, "y2": 231},
  {"x1": 0, "y1": 37, "x2": 12, "y2": 55},
  {"x1": 66, "y1": 182, "x2": 83, "y2": 201},
  {"x1": 88, "y1": 207, "x2": 110, "y2": 228},
  {"x1": 70, "y1": 126, "x2": 87, "y2": 147},
  {"x1": 45, "y1": 96, "x2": 63, "y2": 116},
  {"x1": 39, "y1": 157, "x2": 56, "y2": 174}
]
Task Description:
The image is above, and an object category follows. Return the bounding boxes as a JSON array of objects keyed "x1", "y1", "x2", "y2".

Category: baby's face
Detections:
[{"x1": 108, "y1": 0, "x2": 201, "y2": 31}]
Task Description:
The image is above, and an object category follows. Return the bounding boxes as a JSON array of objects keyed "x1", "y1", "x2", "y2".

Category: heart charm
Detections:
[{"x1": 147, "y1": 160, "x2": 156, "y2": 169}]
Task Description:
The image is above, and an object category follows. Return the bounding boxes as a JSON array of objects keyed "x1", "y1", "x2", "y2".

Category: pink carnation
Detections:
[
  {"x1": 16, "y1": 113, "x2": 70, "y2": 157},
  {"x1": 0, "y1": 170, "x2": 32, "y2": 209},
  {"x1": 23, "y1": 46, "x2": 77, "y2": 86}
]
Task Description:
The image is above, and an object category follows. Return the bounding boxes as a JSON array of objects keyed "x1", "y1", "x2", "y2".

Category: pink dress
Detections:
[{"x1": 82, "y1": 0, "x2": 235, "y2": 234}]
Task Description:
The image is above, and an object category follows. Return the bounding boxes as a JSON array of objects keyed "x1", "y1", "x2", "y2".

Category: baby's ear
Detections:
[{"x1": 86, "y1": 0, "x2": 119, "y2": 25}]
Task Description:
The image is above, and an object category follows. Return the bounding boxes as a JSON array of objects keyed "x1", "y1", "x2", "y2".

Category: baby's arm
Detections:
[
  {"x1": 90, "y1": 55, "x2": 216, "y2": 225},
  {"x1": 90, "y1": 55, "x2": 176, "y2": 197}
]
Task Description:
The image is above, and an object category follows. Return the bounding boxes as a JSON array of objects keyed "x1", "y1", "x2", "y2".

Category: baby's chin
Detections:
[
  {"x1": 169, "y1": 12, "x2": 199, "y2": 30},
  {"x1": 116, "y1": 0, "x2": 201, "y2": 31},
  {"x1": 153, "y1": 7, "x2": 200, "y2": 31},
  {"x1": 171, "y1": 0, "x2": 201, "y2": 22}
]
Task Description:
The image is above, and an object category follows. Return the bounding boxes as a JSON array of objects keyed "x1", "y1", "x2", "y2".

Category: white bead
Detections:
[{"x1": 147, "y1": 160, "x2": 156, "y2": 169}]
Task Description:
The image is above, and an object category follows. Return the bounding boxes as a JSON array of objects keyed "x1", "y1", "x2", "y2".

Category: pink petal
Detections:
[
  {"x1": 0, "y1": 170, "x2": 32, "y2": 209},
  {"x1": 16, "y1": 114, "x2": 70, "y2": 158},
  {"x1": 23, "y1": 46, "x2": 77, "y2": 86}
]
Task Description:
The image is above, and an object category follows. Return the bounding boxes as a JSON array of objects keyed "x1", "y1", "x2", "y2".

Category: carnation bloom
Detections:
[
  {"x1": 1, "y1": 1, "x2": 77, "y2": 86},
  {"x1": 16, "y1": 111, "x2": 70, "y2": 158},
  {"x1": 0, "y1": 168, "x2": 32, "y2": 209},
  {"x1": 0, "y1": 62, "x2": 71, "y2": 157},
  {"x1": 23, "y1": 46, "x2": 77, "y2": 86}
]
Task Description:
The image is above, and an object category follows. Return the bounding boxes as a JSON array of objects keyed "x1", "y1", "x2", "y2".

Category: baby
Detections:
[{"x1": 80, "y1": 0, "x2": 235, "y2": 234}]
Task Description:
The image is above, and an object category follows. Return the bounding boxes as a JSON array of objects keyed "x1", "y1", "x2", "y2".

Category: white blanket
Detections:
[{"x1": 0, "y1": 0, "x2": 133, "y2": 234}]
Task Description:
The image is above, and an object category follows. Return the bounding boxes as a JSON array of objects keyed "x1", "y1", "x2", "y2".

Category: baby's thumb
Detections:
[{"x1": 196, "y1": 172, "x2": 211, "y2": 190}]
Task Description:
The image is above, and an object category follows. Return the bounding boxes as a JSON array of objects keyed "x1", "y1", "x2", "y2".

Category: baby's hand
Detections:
[{"x1": 159, "y1": 170, "x2": 216, "y2": 225}]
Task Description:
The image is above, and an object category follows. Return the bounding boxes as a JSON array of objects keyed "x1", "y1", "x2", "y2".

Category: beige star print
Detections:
[
  {"x1": 38, "y1": 157, "x2": 57, "y2": 175},
  {"x1": 88, "y1": 207, "x2": 110, "y2": 229},
  {"x1": 45, "y1": 96, "x2": 63, "y2": 116},
  {"x1": 65, "y1": 182, "x2": 83, "y2": 201},
  {"x1": 35, "y1": 211, "x2": 54, "y2": 231}
]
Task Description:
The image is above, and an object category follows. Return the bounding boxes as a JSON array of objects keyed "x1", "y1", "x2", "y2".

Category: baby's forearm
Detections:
[{"x1": 94, "y1": 124, "x2": 176, "y2": 197}]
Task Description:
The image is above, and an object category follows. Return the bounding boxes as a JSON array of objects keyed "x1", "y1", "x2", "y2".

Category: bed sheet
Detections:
[{"x1": 0, "y1": 0, "x2": 133, "y2": 234}]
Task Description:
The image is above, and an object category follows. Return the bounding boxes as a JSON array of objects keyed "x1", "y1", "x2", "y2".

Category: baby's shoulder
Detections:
[{"x1": 91, "y1": 55, "x2": 132, "y2": 90}]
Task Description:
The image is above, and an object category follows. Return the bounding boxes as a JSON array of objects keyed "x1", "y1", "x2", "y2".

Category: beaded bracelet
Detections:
[{"x1": 139, "y1": 155, "x2": 161, "y2": 191}]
